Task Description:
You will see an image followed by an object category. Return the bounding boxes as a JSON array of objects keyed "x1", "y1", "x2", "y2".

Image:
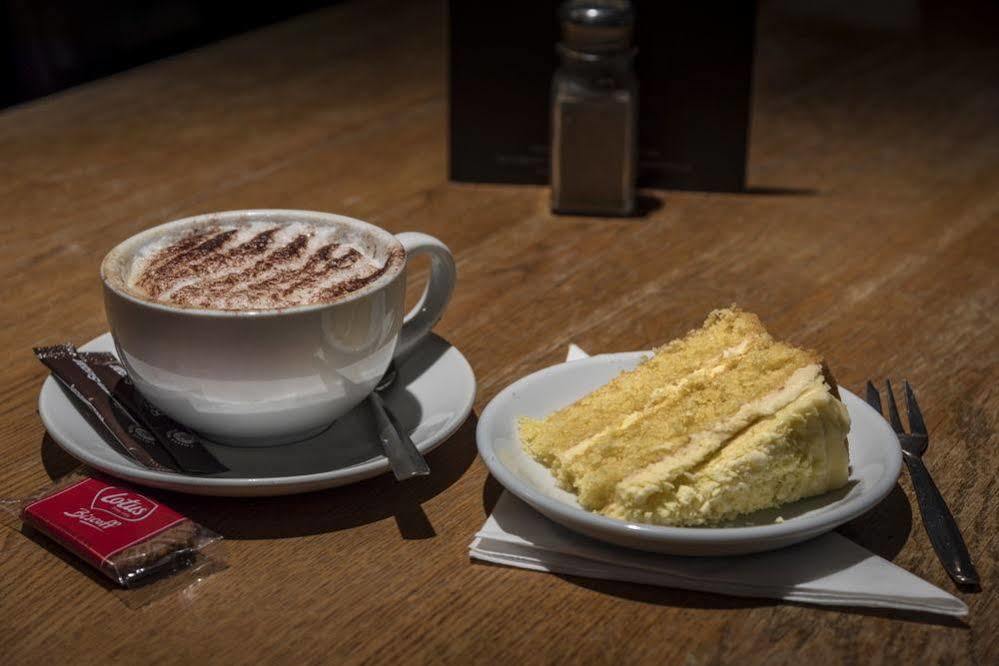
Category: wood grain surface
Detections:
[{"x1": 1, "y1": 1, "x2": 997, "y2": 663}]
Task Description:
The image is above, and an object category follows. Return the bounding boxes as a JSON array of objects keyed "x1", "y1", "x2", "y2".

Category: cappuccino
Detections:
[
  {"x1": 102, "y1": 209, "x2": 455, "y2": 443},
  {"x1": 125, "y1": 220, "x2": 401, "y2": 310}
]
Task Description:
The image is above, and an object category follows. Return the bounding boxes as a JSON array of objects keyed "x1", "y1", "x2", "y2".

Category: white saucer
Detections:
[
  {"x1": 477, "y1": 352, "x2": 903, "y2": 556},
  {"x1": 39, "y1": 333, "x2": 476, "y2": 496}
]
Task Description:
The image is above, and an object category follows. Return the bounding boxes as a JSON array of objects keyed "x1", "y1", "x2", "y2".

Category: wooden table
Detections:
[{"x1": 2, "y1": 1, "x2": 996, "y2": 663}]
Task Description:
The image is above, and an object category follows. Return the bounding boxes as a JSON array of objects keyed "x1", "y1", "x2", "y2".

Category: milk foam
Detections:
[{"x1": 126, "y1": 221, "x2": 395, "y2": 310}]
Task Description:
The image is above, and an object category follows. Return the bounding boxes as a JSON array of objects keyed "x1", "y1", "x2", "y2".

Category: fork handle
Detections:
[{"x1": 904, "y1": 454, "x2": 980, "y2": 586}]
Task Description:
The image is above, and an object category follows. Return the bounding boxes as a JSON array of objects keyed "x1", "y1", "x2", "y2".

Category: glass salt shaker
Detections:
[{"x1": 551, "y1": 0, "x2": 638, "y2": 216}]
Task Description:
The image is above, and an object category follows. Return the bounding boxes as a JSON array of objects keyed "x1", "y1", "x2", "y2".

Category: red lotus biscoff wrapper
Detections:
[{"x1": 20, "y1": 475, "x2": 222, "y2": 588}]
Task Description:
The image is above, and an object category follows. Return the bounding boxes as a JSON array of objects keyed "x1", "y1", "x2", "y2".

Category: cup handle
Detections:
[{"x1": 393, "y1": 232, "x2": 456, "y2": 361}]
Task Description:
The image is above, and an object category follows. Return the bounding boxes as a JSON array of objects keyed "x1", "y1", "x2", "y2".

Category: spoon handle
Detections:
[
  {"x1": 904, "y1": 452, "x2": 979, "y2": 586},
  {"x1": 369, "y1": 392, "x2": 430, "y2": 480}
]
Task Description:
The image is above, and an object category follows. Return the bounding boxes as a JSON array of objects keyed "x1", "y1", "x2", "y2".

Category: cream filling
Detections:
[
  {"x1": 604, "y1": 379, "x2": 851, "y2": 525},
  {"x1": 824, "y1": 398, "x2": 851, "y2": 489},
  {"x1": 558, "y1": 338, "x2": 754, "y2": 466},
  {"x1": 614, "y1": 363, "x2": 825, "y2": 505}
]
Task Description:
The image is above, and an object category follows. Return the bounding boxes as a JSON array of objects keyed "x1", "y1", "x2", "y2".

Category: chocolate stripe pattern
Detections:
[{"x1": 127, "y1": 222, "x2": 398, "y2": 310}]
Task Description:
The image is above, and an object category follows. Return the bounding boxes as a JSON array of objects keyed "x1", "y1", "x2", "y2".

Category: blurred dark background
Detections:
[{"x1": 0, "y1": 0, "x2": 335, "y2": 108}]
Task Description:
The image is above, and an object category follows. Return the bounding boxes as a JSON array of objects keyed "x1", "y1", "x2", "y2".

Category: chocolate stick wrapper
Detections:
[
  {"x1": 34, "y1": 345, "x2": 178, "y2": 472},
  {"x1": 82, "y1": 352, "x2": 227, "y2": 474}
]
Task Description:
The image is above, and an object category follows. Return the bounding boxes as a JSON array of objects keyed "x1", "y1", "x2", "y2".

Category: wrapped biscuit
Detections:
[{"x1": 14, "y1": 473, "x2": 224, "y2": 590}]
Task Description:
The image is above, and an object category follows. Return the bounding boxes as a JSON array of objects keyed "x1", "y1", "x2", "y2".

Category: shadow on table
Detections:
[
  {"x1": 546, "y1": 188, "x2": 817, "y2": 221},
  {"x1": 481, "y1": 472, "x2": 505, "y2": 517},
  {"x1": 41, "y1": 433, "x2": 80, "y2": 479},
  {"x1": 16, "y1": 523, "x2": 118, "y2": 593},
  {"x1": 740, "y1": 186, "x2": 819, "y2": 196},
  {"x1": 546, "y1": 193, "x2": 665, "y2": 220},
  {"x1": 634, "y1": 194, "x2": 664, "y2": 217},
  {"x1": 835, "y1": 482, "x2": 912, "y2": 563},
  {"x1": 165, "y1": 412, "x2": 479, "y2": 541}
]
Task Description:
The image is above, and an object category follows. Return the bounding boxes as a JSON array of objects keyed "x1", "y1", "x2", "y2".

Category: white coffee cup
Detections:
[{"x1": 100, "y1": 209, "x2": 456, "y2": 446}]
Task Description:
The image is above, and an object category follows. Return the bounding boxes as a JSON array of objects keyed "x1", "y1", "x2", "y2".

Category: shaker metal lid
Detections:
[{"x1": 559, "y1": 0, "x2": 634, "y2": 53}]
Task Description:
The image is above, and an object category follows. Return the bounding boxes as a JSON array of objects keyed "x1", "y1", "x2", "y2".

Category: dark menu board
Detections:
[{"x1": 449, "y1": 1, "x2": 756, "y2": 192}]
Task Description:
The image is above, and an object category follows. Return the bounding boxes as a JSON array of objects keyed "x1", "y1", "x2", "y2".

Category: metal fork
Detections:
[{"x1": 865, "y1": 379, "x2": 979, "y2": 586}]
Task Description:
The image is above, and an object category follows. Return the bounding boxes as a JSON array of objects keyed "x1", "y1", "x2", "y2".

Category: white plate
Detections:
[
  {"x1": 477, "y1": 352, "x2": 903, "y2": 556},
  {"x1": 39, "y1": 333, "x2": 476, "y2": 496}
]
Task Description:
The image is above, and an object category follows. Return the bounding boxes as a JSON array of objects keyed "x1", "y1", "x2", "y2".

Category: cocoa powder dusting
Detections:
[{"x1": 130, "y1": 224, "x2": 401, "y2": 310}]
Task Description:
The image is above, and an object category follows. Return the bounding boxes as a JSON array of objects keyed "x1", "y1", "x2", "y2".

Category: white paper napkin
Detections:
[{"x1": 469, "y1": 346, "x2": 968, "y2": 617}]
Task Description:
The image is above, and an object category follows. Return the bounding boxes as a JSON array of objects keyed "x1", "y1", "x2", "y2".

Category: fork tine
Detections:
[
  {"x1": 865, "y1": 381, "x2": 883, "y2": 413},
  {"x1": 885, "y1": 379, "x2": 905, "y2": 434},
  {"x1": 904, "y1": 380, "x2": 928, "y2": 435}
]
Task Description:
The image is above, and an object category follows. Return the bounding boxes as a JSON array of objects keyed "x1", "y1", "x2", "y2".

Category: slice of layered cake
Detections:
[{"x1": 519, "y1": 307, "x2": 850, "y2": 526}]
